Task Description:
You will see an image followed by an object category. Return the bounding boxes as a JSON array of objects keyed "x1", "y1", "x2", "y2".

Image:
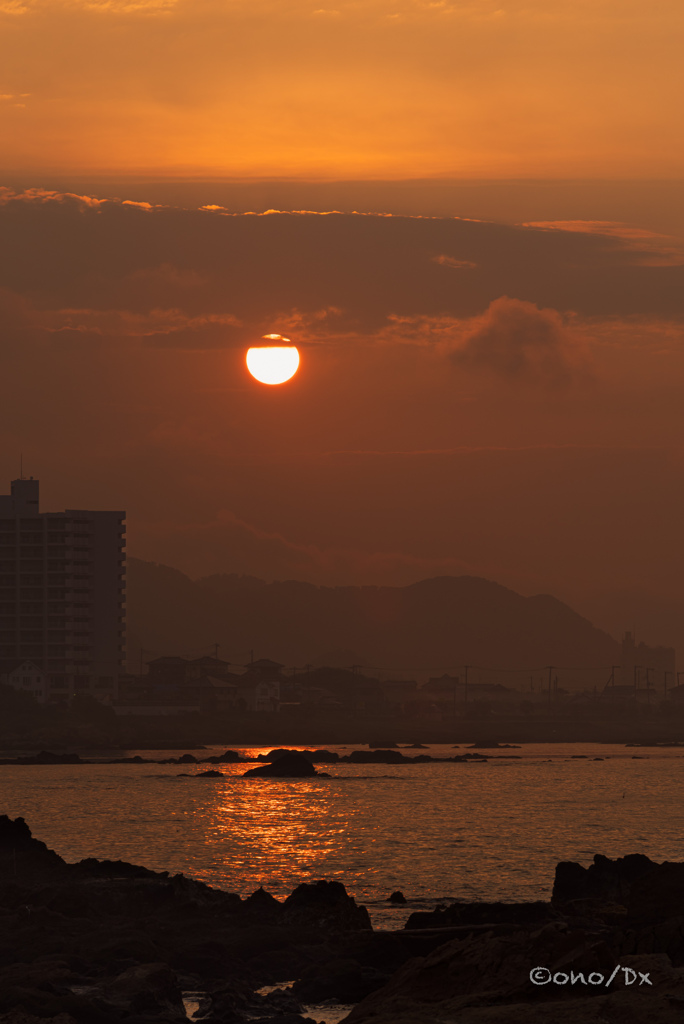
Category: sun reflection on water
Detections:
[
  {"x1": 4, "y1": 744, "x2": 684, "y2": 919},
  {"x1": 205, "y1": 779, "x2": 350, "y2": 893}
]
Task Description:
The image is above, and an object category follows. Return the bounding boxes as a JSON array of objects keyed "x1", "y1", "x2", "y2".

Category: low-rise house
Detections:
[
  {"x1": 238, "y1": 678, "x2": 280, "y2": 712},
  {"x1": 1, "y1": 660, "x2": 47, "y2": 703}
]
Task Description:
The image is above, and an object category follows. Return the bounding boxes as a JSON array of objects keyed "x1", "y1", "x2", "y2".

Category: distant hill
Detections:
[{"x1": 126, "y1": 558, "x2": 620, "y2": 673}]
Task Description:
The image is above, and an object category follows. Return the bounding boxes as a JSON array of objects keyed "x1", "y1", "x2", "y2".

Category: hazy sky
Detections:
[
  {"x1": 1, "y1": 0, "x2": 683, "y2": 178},
  {"x1": 0, "y1": 1, "x2": 682, "y2": 653}
]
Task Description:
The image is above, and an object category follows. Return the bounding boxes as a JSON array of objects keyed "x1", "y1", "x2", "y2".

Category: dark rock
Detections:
[
  {"x1": 101, "y1": 962, "x2": 185, "y2": 1019},
  {"x1": 0, "y1": 816, "x2": 67, "y2": 882},
  {"x1": 242, "y1": 753, "x2": 318, "y2": 778},
  {"x1": 293, "y1": 958, "x2": 390, "y2": 1003},
  {"x1": 388, "y1": 891, "x2": 406, "y2": 904},
  {"x1": 343, "y1": 923, "x2": 620, "y2": 1023},
  {"x1": 205, "y1": 750, "x2": 241, "y2": 763},
  {"x1": 196, "y1": 770, "x2": 223, "y2": 777},
  {"x1": 206, "y1": 977, "x2": 258, "y2": 1021},
  {"x1": 405, "y1": 900, "x2": 557, "y2": 930},
  {"x1": 249, "y1": 1017, "x2": 317, "y2": 1024},
  {"x1": 552, "y1": 853, "x2": 657, "y2": 907},
  {"x1": 253, "y1": 748, "x2": 338, "y2": 764},
  {"x1": 282, "y1": 880, "x2": 371, "y2": 932},
  {"x1": 347, "y1": 750, "x2": 407, "y2": 764},
  {"x1": 0, "y1": 961, "x2": 121, "y2": 1024},
  {"x1": 308, "y1": 749, "x2": 340, "y2": 763},
  {"x1": 11, "y1": 752, "x2": 84, "y2": 765},
  {"x1": 344, "y1": 943, "x2": 684, "y2": 1023},
  {"x1": 629, "y1": 861, "x2": 684, "y2": 924},
  {"x1": 261, "y1": 987, "x2": 304, "y2": 1013},
  {"x1": 0, "y1": 1012, "x2": 80, "y2": 1024},
  {"x1": 241, "y1": 887, "x2": 283, "y2": 924},
  {"x1": 245, "y1": 947, "x2": 317, "y2": 985}
]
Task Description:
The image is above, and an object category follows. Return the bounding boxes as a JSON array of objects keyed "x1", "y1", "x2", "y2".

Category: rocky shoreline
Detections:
[
  {"x1": 0, "y1": 747, "x2": 497, "y2": 768},
  {"x1": 2, "y1": 815, "x2": 684, "y2": 1023}
]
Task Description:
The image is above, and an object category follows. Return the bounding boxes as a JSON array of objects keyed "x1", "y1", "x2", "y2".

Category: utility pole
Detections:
[
  {"x1": 464, "y1": 665, "x2": 469, "y2": 704},
  {"x1": 547, "y1": 666, "x2": 553, "y2": 708}
]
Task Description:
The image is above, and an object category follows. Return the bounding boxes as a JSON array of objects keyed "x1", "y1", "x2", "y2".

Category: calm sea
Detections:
[{"x1": 3, "y1": 743, "x2": 684, "y2": 928}]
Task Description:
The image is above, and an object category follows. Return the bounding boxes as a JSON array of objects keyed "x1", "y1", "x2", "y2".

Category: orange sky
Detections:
[
  {"x1": 1, "y1": 0, "x2": 683, "y2": 178},
  {"x1": 0, "y1": 189, "x2": 682, "y2": 652},
  {"x1": 1, "y1": 2, "x2": 683, "y2": 657}
]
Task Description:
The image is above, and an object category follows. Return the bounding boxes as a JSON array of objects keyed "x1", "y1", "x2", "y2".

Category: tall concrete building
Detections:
[{"x1": 0, "y1": 478, "x2": 125, "y2": 702}]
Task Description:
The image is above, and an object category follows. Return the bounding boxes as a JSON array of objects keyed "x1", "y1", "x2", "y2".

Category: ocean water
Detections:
[{"x1": 2, "y1": 742, "x2": 684, "y2": 928}]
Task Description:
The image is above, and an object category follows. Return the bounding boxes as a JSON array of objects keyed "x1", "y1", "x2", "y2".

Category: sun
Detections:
[{"x1": 246, "y1": 335, "x2": 300, "y2": 385}]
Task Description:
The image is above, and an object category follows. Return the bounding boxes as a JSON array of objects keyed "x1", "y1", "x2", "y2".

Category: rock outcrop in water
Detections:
[
  {"x1": 4, "y1": 820, "x2": 684, "y2": 1023},
  {"x1": 242, "y1": 752, "x2": 320, "y2": 777}
]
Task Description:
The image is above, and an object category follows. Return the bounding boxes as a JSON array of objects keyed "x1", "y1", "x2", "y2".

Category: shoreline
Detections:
[
  {"x1": 2, "y1": 739, "x2": 684, "y2": 767},
  {"x1": 3, "y1": 815, "x2": 684, "y2": 1023}
]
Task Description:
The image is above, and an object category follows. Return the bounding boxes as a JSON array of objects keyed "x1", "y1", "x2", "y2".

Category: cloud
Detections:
[
  {"x1": 0, "y1": 186, "x2": 107, "y2": 208},
  {"x1": 0, "y1": 189, "x2": 682, "y2": 357},
  {"x1": 0, "y1": 0, "x2": 176, "y2": 11},
  {"x1": 432, "y1": 254, "x2": 479, "y2": 270},
  {"x1": 449, "y1": 296, "x2": 587, "y2": 385},
  {"x1": 40, "y1": 307, "x2": 242, "y2": 345},
  {"x1": 0, "y1": 93, "x2": 31, "y2": 105},
  {"x1": 524, "y1": 220, "x2": 684, "y2": 268},
  {"x1": 79, "y1": 0, "x2": 176, "y2": 10}
]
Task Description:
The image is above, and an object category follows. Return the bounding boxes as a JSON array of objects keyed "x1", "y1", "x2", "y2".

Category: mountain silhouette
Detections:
[{"x1": 126, "y1": 558, "x2": 619, "y2": 672}]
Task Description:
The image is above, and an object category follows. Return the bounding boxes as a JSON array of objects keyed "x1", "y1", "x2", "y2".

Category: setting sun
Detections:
[{"x1": 246, "y1": 336, "x2": 300, "y2": 385}]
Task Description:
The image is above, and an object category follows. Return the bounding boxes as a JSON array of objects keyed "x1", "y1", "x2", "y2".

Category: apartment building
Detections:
[{"x1": 0, "y1": 478, "x2": 125, "y2": 703}]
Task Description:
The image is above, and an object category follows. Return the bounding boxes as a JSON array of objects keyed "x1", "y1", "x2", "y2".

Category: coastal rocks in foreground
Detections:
[
  {"x1": 0, "y1": 815, "x2": 378, "y2": 1023},
  {"x1": 344, "y1": 853, "x2": 684, "y2": 1023},
  {"x1": 7, "y1": 818, "x2": 684, "y2": 1024},
  {"x1": 343, "y1": 939, "x2": 684, "y2": 1023},
  {"x1": 552, "y1": 851, "x2": 684, "y2": 925}
]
